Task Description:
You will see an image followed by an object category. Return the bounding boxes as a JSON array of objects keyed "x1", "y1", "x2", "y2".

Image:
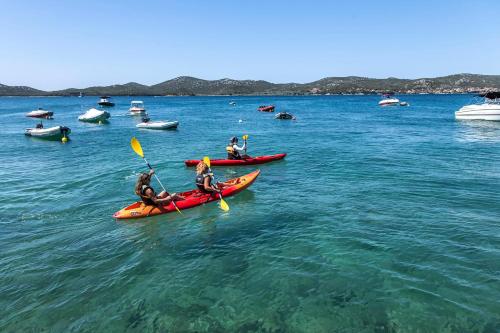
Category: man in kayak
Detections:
[
  {"x1": 226, "y1": 136, "x2": 248, "y2": 160},
  {"x1": 135, "y1": 170, "x2": 184, "y2": 206},
  {"x1": 195, "y1": 162, "x2": 228, "y2": 194}
]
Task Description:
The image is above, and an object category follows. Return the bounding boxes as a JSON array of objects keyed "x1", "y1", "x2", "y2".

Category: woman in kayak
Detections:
[
  {"x1": 195, "y1": 162, "x2": 226, "y2": 194},
  {"x1": 226, "y1": 136, "x2": 247, "y2": 160},
  {"x1": 135, "y1": 170, "x2": 184, "y2": 206}
]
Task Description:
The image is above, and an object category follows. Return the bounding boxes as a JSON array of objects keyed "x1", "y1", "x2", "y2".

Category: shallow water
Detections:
[{"x1": 1, "y1": 95, "x2": 499, "y2": 332}]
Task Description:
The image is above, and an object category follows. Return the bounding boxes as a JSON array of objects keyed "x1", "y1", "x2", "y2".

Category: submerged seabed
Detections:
[{"x1": 0, "y1": 95, "x2": 499, "y2": 332}]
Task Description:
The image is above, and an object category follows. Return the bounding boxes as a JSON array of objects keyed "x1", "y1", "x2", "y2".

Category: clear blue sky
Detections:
[{"x1": 1, "y1": 0, "x2": 499, "y2": 90}]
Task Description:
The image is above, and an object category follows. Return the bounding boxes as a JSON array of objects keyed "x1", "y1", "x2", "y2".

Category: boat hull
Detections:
[
  {"x1": 184, "y1": 153, "x2": 286, "y2": 166},
  {"x1": 136, "y1": 121, "x2": 179, "y2": 130},
  {"x1": 113, "y1": 170, "x2": 260, "y2": 219},
  {"x1": 455, "y1": 104, "x2": 500, "y2": 121},
  {"x1": 98, "y1": 102, "x2": 115, "y2": 107},
  {"x1": 78, "y1": 109, "x2": 111, "y2": 123},
  {"x1": 379, "y1": 98, "x2": 400, "y2": 106},
  {"x1": 25, "y1": 126, "x2": 71, "y2": 140},
  {"x1": 275, "y1": 112, "x2": 294, "y2": 120},
  {"x1": 129, "y1": 107, "x2": 146, "y2": 115},
  {"x1": 26, "y1": 111, "x2": 53, "y2": 119},
  {"x1": 258, "y1": 106, "x2": 275, "y2": 112}
]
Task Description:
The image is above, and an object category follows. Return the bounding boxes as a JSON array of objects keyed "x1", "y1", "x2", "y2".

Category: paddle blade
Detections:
[
  {"x1": 130, "y1": 137, "x2": 144, "y2": 158},
  {"x1": 243, "y1": 135, "x2": 248, "y2": 140},
  {"x1": 173, "y1": 204, "x2": 183, "y2": 215},
  {"x1": 203, "y1": 156, "x2": 211, "y2": 168},
  {"x1": 219, "y1": 197, "x2": 230, "y2": 212}
]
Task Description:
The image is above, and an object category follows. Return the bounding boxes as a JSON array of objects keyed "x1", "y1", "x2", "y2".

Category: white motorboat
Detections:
[
  {"x1": 379, "y1": 94, "x2": 400, "y2": 106},
  {"x1": 78, "y1": 108, "x2": 110, "y2": 123},
  {"x1": 455, "y1": 92, "x2": 500, "y2": 121},
  {"x1": 98, "y1": 96, "x2": 115, "y2": 107},
  {"x1": 26, "y1": 108, "x2": 54, "y2": 119},
  {"x1": 136, "y1": 119, "x2": 179, "y2": 130},
  {"x1": 25, "y1": 124, "x2": 71, "y2": 140},
  {"x1": 129, "y1": 101, "x2": 146, "y2": 115}
]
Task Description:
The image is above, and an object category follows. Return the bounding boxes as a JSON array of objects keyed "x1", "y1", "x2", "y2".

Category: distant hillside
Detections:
[
  {"x1": 2, "y1": 74, "x2": 500, "y2": 96},
  {"x1": 0, "y1": 84, "x2": 45, "y2": 96}
]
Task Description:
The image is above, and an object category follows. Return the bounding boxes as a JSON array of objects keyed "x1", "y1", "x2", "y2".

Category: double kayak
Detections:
[
  {"x1": 113, "y1": 170, "x2": 260, "y2": 219},
  {"x1": 184, "y1": 153, "x2": 286, "y2": 167}
]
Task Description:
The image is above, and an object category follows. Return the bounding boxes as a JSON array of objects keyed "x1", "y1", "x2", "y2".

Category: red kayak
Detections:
[
  {"x1": 185, "y1": 153, "x2": 286, "y2": 167},
  {"x1": 258, "y1": 105, "x2": 275, "y2": 112},
  {"x1": 113, "y1": 170, "x2": 260, "y2": 219}
]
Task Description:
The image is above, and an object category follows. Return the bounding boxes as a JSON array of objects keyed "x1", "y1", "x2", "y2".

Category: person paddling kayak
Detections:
[
  {"x1": 226, "y1": 136, "x2": 248, "y2": 160},
  {"x1": 195, "y1": 161, "x2": 229, "y2": 194},
  {"x1": 135, "y1": 170, "x2": 184, "y2": 205}
]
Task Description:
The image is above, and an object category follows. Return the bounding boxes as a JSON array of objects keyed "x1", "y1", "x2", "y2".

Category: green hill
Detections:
[{"x1": 1, "y1": 74, "x2": 500, "y2": 96}]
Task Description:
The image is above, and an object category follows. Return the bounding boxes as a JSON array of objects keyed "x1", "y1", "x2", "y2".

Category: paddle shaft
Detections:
[
  {"x1": 143, "y1": 157, "x2": 167, "y2": 193},
  {"x1": 208, "y1": 167, "x2": 225, "y2": 198},
  {"x1": 211, "y1": 169, "x2": 227, "y2": 208}
]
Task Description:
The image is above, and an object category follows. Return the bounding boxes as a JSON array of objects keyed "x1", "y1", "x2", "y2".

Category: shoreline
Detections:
[{"x1": 0, "y1": 92, "x2": 476, "y2": 98}]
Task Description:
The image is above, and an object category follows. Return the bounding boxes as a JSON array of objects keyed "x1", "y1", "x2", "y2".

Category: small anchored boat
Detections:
[
  {"x1": 275, "y1": 112, "x2": 295, "y2": 120},
  {"x1": 136, "y1": 117, "x2": 179, "y2": 130},
  {"x1": 98, "y1": 96, "x2": 115, "y2": 107},
  {"x1": 26, "y1": 108, "x2": 53, "y2": 119},
  {"x1": 129, "y1": 101, "x2": 146, "y2": 115},
  {"x1": 25, "y1": 123, "x2": 71, "y2": 141},
  {"x1": 258, "y1": 105, "x2": 275, "y2": 112},
  {"x1": 379, "y1": 93, "x2": 400, "y2": 106},
  {"x1": 78, "y1": 108, "x2": 110, "y2": 123}
]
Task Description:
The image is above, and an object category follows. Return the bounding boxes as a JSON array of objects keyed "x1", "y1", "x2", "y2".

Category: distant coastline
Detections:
[{"x1": 2, "y1": 73, "x2": 500, "y2": 97}]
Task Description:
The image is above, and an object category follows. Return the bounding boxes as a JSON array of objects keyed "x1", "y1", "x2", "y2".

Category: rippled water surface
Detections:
[{"x1": 1, "y1": 95, "x2": 499, "y2": 332}]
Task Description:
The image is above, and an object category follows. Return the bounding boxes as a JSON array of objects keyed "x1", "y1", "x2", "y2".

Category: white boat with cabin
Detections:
[
  {"x1": 129, "y1": 101, "x2": 146, "y2": 115},
  {"x1": 379, "y1": 93, "x2": 400, "y2": 106},
  {"x1": 455, "y1": 92, "x2": 500, "y2": 121},
  {"x1": 26, "y1": 108, "x2": 54, "y2": 119}
]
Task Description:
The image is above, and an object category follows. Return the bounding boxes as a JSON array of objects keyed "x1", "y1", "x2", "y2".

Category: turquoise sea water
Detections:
[{"x1": 1, "y1": 95, "x2": 499, "y2": 332}]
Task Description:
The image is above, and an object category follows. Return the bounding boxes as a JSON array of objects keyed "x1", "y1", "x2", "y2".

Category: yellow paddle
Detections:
[
  {"x1": 130, "y1": 137, "x2": 182, "y2": 214},
  {"x1": 203, "y1": 156, "x2": 230, "y2": 212},
  {"x1": 242, "y1": 134, "x2": 249, "y2": 156}
]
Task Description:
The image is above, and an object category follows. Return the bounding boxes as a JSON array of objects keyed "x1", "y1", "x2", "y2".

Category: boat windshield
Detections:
[
  {"x1": 471, "y1": 93, "x2": 500, "y2": 105},
  {"x1": 131, "y1": 101, "x2": 144, "y2": 107}
]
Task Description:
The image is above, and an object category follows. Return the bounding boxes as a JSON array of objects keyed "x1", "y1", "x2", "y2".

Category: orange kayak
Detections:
[{"x1": 113, "y1": 170, "x2": 260, "y2": 219}]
